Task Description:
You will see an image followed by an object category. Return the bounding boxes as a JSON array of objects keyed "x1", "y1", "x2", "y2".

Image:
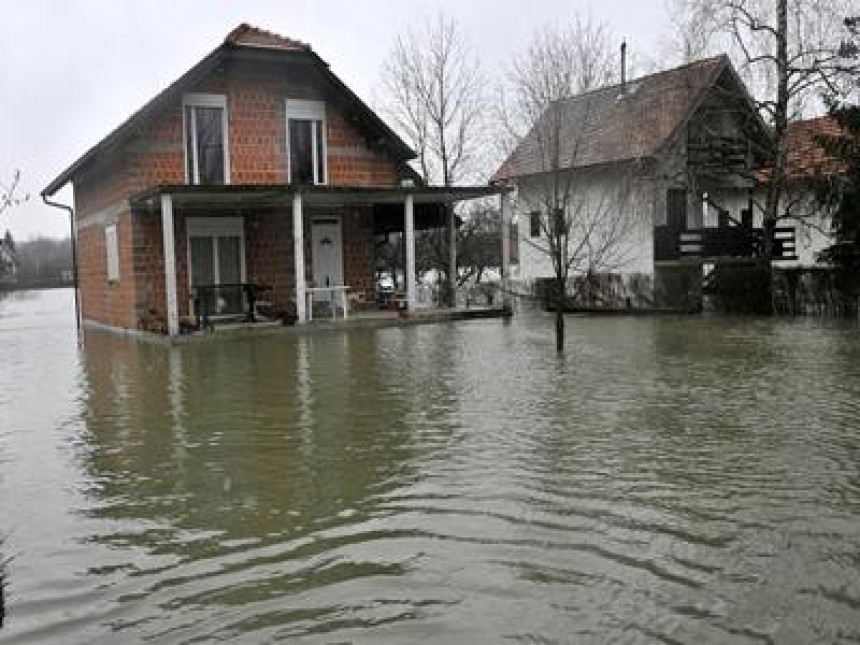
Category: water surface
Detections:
[{"x1": 1, "y1": 289, "x2": 860, "y2": 643}]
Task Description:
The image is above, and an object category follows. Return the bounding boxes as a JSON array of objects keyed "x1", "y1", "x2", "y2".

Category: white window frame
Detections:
[
  {"x1": 185, "y1": 217, "x2": 246, "y2": 290},
  {"x1": 286, "y1": 99, "x2": 327, "y2": 185},
  {"x1": 105, "y1": 223, "x2": 120, "y2": 283},
  {"x1": 182, "y1": 93, "x2": 230, "y2": 185}
]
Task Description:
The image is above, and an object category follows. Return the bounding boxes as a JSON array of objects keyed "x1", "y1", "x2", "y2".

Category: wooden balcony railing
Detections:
[{"x1": 654, "y1": 226, "x2": 797, "y2": 262}]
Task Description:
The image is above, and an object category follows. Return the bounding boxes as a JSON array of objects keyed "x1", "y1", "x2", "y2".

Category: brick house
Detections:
[{"x1": 42, "y1": 24, "x2": 504, "y2": 335}]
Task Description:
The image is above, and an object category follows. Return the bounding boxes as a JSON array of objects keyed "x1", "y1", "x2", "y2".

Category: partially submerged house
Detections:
[
  {"x1": 0, "y1": 234, "x2": 17, "y2": 288},
  {"x1": 493, "y1": 54, "x2": 799, "y2": 310},
  {"x1": 42, "y1": 24, "x2": 505, "y2": 336}
]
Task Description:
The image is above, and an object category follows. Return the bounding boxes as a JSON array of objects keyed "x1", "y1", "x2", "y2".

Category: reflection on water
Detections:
[{"x1": 2, "y1": 289, "x2": 860, "y2": 643}]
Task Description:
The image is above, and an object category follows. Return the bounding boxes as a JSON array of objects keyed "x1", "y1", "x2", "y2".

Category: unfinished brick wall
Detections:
[
  {"x1": 71, "y1": 55, "x2": 409, "y2": 332},
  {"x1": 245, "y1": 208, "x2": 294, "y2": 312},
  {"x1": 117, "y1": 59, "x2": 406, "y2": 190},
  {"x1": 74, "y1": 156, "x2": 128, "y2": 217},
  {"x1": 76, "y1": 211, "x2": 137, "y2": 329},
  {"x1": 342, "y1": 206, "x2": 375, "y2": 305}
]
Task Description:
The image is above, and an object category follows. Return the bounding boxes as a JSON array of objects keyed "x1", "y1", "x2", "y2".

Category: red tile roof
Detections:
[
  {"x1": 782, "y1": 115, "x2": 846, "y2": 181},
  {"x1": 225, "y1": 23, "x2": 310, "y2": 52}
]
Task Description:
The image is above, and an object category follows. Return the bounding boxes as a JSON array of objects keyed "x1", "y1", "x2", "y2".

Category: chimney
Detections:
[{"x1": 620, "y1": 40, "x2": 627, "y2": 90}]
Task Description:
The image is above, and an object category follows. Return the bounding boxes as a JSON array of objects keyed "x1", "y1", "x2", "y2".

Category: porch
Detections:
[{"x1": 129, "y1": 183, "x2": 512, "y2": 336}]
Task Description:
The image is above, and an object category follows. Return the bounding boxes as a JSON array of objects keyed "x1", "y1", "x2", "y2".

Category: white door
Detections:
[{"x1": 311, "y1": 217, "x2": 343, "y2": 303}]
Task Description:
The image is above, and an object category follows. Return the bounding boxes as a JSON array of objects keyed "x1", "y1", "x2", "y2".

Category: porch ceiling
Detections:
[{"x1": 130, "y1": 183, "x2": 508, "y2": 211}]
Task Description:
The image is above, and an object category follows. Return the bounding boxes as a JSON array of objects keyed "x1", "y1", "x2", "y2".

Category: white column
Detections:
[
  {"x1": 500, "y1": 192, "x2": 511, "y2": 309},
  {"x1": 404, "y1": 193, "x2": 416, "y2": 311},
  {"x1": 161, "y1": 193, "x2": 179, "y2": 336},
  {"x1": 293, "y1": 191, "x2": 307, "y2": 324}
]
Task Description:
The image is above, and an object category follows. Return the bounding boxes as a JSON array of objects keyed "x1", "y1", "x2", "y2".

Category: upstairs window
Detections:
[
  {"x1": 287, "y1": 100, "x2": 326, "y2": 185},
  {"x1": 184, "y1": 94, "x2": 228, "y2": 185}
]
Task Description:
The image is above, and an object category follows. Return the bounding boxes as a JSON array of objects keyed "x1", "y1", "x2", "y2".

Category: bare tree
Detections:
[
  {"x1": 667, "y1": 0, "x2": 859, "y2": 309},
  {"x1": 380, "y1": 13, "x2": 485, "y2": 306},
  {"x1": 499, "y1": 17, "x2": 643, "y2": 351},
  {"x1": 415, "y1": 200, "x2": 504, "y2": 290},
  {"x1": 1, "y1": 170, "x2": 28, "y2": 217}
]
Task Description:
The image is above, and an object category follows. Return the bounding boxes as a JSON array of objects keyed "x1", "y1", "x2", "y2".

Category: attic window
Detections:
[{"x1": 184, "y1": 93, "x2": 229, "y2": 185}]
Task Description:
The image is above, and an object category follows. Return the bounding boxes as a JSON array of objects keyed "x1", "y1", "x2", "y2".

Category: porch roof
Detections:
[
  {"x1": 131, "y1": 184, "x2": 508, "y2": 233},
  {"x1": 129, "y1": 183, "x2": 508, "y2": 210}
]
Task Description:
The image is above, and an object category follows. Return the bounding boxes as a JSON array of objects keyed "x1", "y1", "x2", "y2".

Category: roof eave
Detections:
[
  {"x1": 493, "y1": 155, "x2": 656, "y2": 183},
  {"x1": 42, "y1": 45, "x2": 228, "y2": 197}
]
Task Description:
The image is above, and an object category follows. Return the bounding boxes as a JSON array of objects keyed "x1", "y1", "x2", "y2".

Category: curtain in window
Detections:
[
  {"x1": 217, "y1": 236, "x2": 242, "y2": 313},
  {"x1": 189, "y1": 236, "x2": 216, "y2": 317},
  {"x1": 289, "y1": 119, "x2": 314, "y2": 184},
  {"x1": 185, "y1": 106, "x2": 225, "y2": 185},
  {"x1": 196, "y1": 107, "x2": 224, "y2": 184}
]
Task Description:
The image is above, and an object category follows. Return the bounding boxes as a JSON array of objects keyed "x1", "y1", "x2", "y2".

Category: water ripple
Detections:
[{"x1": 2, "y1": 293, "x2": 860, "y2": 642}]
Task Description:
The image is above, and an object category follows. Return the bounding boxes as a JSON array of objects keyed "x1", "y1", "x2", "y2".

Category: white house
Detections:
[{"x1": 492, "y1": 55, "x2": 802, "y2": 311}]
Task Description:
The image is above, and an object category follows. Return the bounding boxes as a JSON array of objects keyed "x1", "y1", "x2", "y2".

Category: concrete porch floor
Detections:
[{"x1": 172, "y1": 306, "x2": 511, "y2": 342}]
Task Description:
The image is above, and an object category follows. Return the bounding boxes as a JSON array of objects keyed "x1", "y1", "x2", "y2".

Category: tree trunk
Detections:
[
  {"x1": 554, "y1": 274, "x2": 566, "y2": 352},
  {"x1": 447, "y1": 204, "x2": 457, "y2": 307},
  {"x1": 761, "y1": 0, "x2": 789, "y2": 315}
]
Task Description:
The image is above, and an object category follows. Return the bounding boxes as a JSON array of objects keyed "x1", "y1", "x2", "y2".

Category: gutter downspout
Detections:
[{"x1": 41, "y1": 195, "x2": 81, "y2": 333}]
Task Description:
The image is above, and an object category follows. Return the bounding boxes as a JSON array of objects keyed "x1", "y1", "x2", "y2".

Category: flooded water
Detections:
[{"x1": 2, "y1": 289, "x2": 860, "y2": 643}]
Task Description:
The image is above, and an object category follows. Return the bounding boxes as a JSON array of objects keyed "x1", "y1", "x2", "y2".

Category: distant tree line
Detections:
[{"x1": 2, "y1": 232, "x2": 74, "y2": 288}]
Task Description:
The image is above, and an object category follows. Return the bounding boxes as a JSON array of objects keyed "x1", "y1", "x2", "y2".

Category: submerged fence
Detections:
[{"x1": 773, "y1": 268, "x2": 860, "y2": 317}]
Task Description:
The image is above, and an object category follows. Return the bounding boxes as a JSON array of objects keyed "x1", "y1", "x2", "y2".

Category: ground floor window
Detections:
[{"x1": 186, "y1": 217, "x2": 245, "y2": 317}]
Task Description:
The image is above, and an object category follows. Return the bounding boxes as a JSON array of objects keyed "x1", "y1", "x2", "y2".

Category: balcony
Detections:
[{"x1": 654, "y1": 225, "x2": 797, "y2": 263}]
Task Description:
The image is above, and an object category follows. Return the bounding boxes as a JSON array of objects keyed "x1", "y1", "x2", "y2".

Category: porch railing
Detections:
[
  {"x1": 191, "y1": 283, "x2": 273, "y2": 329},
  {"x1": 655, "y1": 226, "x2": 797, "y2": 262}
]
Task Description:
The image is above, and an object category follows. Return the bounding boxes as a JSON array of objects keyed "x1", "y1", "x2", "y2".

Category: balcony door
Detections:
[{"x1": 186, "y1": 217, "x2": 245, "y2": 316}]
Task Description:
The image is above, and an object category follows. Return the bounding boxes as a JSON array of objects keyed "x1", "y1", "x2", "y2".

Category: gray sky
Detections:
[{"x1": 0, "y1": 0, "x2": 672, "y2": 240}]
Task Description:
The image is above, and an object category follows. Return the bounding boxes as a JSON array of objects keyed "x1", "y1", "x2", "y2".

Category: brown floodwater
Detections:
[{"x1": 1, "y1": 288, "x2": 860, "y2": 643}]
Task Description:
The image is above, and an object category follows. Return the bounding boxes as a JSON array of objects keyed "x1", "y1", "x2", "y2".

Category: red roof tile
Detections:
[
  {"x1": 782, "y1": 116, "x2": 846, "y2": 181},
  {"x1": 225, "y1": 23, "x2": 310, "y2": 52}
]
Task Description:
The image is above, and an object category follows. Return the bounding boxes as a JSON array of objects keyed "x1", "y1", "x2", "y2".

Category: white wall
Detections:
[
  {"x1": 709, "y1": 187, "x2": 833, "y2": 267},
  {"x1": 514, "y1": 165, "x2": 655, "y2": 284}
]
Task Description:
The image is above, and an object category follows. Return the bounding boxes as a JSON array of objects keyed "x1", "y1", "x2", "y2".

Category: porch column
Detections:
[
  {"x1": 293, "y1": 191, "x2": 307, "y2": 324},
  {"x1": 161, "y1": 193, "x2": 179, "y2": 337},
  {"x1": 448, "y1": 203, "x2": 457, "y2": 307},
  {"x1": 404, "y1": 193, "x2": 416, "y2": 311},
  {"x1": 500, "y1": 192, "x2": 511, "y2": 309}
]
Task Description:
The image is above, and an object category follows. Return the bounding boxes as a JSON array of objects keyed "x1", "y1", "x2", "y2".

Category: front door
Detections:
[{"x1": 311, "y1": 216, "x2": 343, "y2": 303}]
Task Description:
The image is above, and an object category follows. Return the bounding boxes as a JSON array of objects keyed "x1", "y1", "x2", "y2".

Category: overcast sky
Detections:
[{"x1": 0, "y1": 0, "x2": 674, "y2": 240}]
